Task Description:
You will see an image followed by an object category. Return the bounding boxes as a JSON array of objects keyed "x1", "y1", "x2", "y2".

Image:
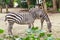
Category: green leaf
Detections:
[
  {"x1": 15, "y1": 38, "x2": 22, "y2": 40},
  {"x1": 14, "y1": 35, "x2": 19, "y2": 38},
  {"x1": 58, "y1": 8, "x2": 60, "y2": 12},
  {"x1": 32, "y1": 26, "x2": 35, "y2": 29},
  {"x1": 34, "y1": 36, "x2": 40, "y2": 40},
  {"x1": 47, "y1": 33, "x2": 52, "y2": 37},
  {"x1": 32, "y1": 27, "x2": 38, "y2": 30},
  {"x1": 24, "y1": 36, "x2": 30, "y2": 40},
  {"x1": 30, "y1": 37, "x2": 35, "y2": 40},
  {"x1": 45, "y1": 37, "x2": 55, "y2": 40},
  {"x1": 0, "y1": 29, "x2": 4, "y2": 34},
  {"x1": 27, "y1": 29, "x2": 32, "y2": 33},
  {"x1": 39, "y1": 33, "x2": 45, "y2": 37},
  {"x1": 34, "y1": 27, "x2": 38, "y2": 30},
  {"x1": 5, "y1": 0, "x2": 10, "y2": 4},
  {"x1": 30, "y1": 34, "x2": 35, "y2": 38}
]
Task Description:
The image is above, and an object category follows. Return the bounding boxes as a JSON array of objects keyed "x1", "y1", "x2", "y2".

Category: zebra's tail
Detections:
[
  {"x1": 4, "y1": 15, "x2": 8, "y2": 25},
  {"x1": 4, "y1": 15, "x2": 7, "y2": 22},
  {"x1": 5, "y1": 18, "x2": 6, "y2": 21}
]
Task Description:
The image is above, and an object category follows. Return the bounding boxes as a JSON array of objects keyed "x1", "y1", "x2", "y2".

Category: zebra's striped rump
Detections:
[{"x1": 5, "y1": 13, "x2": 23, "y2": 24}]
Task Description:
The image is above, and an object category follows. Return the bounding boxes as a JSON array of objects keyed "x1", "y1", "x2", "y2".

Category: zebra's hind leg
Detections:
[
  {"x1": 41, "y1": 17, "x2": 44, "y2": 30},
  {"x1": 29, "y1": 24, "x2": 31, "y2": 28},
  {"x1": 8, "y1": 21, "x2": 14, "y2": 35},
  {"x1": 28, "y1": 23, "x2": 34, "y2": 28}
]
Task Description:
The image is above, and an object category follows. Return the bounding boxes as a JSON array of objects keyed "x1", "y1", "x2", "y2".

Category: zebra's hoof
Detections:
[{"x1": 49, "y1": 30, "x2": 52, "y2": 32}]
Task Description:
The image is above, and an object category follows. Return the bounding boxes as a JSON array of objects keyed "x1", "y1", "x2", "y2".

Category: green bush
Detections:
[
  {"x1": 0, "y1": 27, "x2": 60, "y2": 40},
  {"x1": 46, "y1": 0, "x2": 53, "y2": 8},
  {"x1": 58, "y1": 8, "x2": 60, "y2": 12},
  {"x1": 5, "y1": 0, "x2": 10, "y2": 4},
  {"x1": 30, "y1": 0, "x2": 36, "y2": 5},
  {"x1": 20, "y1": 2, "x2": 28, "y2": 8},
  {"x1": 16, "y1": 0, "x2": 21, "y2": 7},
  {"x1": 17, "y1": 0, "x2": 28, "y2": 8},
  {"x1": 46, "y1": 2, "x2": 53, "y2": 7}
]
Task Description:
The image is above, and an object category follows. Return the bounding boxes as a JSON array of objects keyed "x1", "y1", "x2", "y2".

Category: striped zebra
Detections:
[{"x1": 5, "y1": 8, "x2": 52, "y2": 35}]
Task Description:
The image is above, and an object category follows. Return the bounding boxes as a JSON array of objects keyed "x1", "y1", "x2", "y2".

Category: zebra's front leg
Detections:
[
  {"x1": 47, "y1": 22, "x2": 52, "y2": 32},
  {"x1": 41, "y1": 17, "x2": 44, "y2": 30},
  {"x1": 8, "y1": 22, "x2": 14, "y2": 35}
]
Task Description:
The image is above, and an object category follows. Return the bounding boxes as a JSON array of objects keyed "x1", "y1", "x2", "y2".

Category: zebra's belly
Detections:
[
  {"x1": 19, "y1": 19, "x2": 34, "y2": 24},
  {"x1": 18, "y1": 18, "x2": 34, "y2": 24},
  {"x1": 6, "y1": 17, "x2": 34, "y2": 24}
]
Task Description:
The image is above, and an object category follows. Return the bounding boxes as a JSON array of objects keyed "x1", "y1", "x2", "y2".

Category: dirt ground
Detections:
[{"x1": 0, "y1": 9, "x2": 60, "y2": 38}]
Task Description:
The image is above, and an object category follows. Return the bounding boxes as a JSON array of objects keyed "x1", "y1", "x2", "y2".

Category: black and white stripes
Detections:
[
  {"x1": 5, "y1": 13, "x2": 23, "y2": 24},
  {"x1": 5, "y1": 8, "x2": 52, "y2": 35}
]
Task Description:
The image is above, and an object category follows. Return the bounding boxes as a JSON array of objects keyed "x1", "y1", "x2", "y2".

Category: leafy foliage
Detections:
[
  {"x1": 0, "y1": 29, "x2": 4, "y2": 34},
  {"x1": 0, "y1": 27, "x2": 60, "y2": 40},
  {"x1": 30, "y1": 0, "x2": 36, "y2": 5},
  {"x1": 5, "y1": 0, "x2": 10, "y2": 4},
  {"x1": 46, "y1": 2, "x2": 53, "y2": 7},
  {"x1": 46, "y1": 0, "x2": 53, "y2": 7}
]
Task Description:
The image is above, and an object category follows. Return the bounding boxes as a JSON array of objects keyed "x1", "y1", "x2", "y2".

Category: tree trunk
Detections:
[
  {"x1": 52, "y1": 0, "x2": 57, "y2": 11},
  {"x1": 58, "y1": 0, "x2": 60, "y2": 8},
  {"x1": 27, "y1": 0, "x2": 31, "y2": 9},
  {"x1": 10, "y1": 0, "x2": 14, "y2": 7},
  {"x1": 59, "y1": 0, "x2": 60, "y2": 9},
  {"x1": 6, "y1": 4, "x2": 8, "y2": 13},
  {"x1": 43, "y1": 0, "x2": 47, "y2": 13},
  {"x1": 0, "y1": 5, "x2": 2, "y2": 13}
]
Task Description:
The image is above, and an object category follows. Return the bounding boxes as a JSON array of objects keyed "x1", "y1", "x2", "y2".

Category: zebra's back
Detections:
[{"x1": 5, "y1": 12, "x2": 34, "y2": 24}]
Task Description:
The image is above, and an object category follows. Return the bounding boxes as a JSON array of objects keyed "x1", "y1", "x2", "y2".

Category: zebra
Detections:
[{"x1": 5, "y1": 8, "x2": 52, "y2": 35}]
